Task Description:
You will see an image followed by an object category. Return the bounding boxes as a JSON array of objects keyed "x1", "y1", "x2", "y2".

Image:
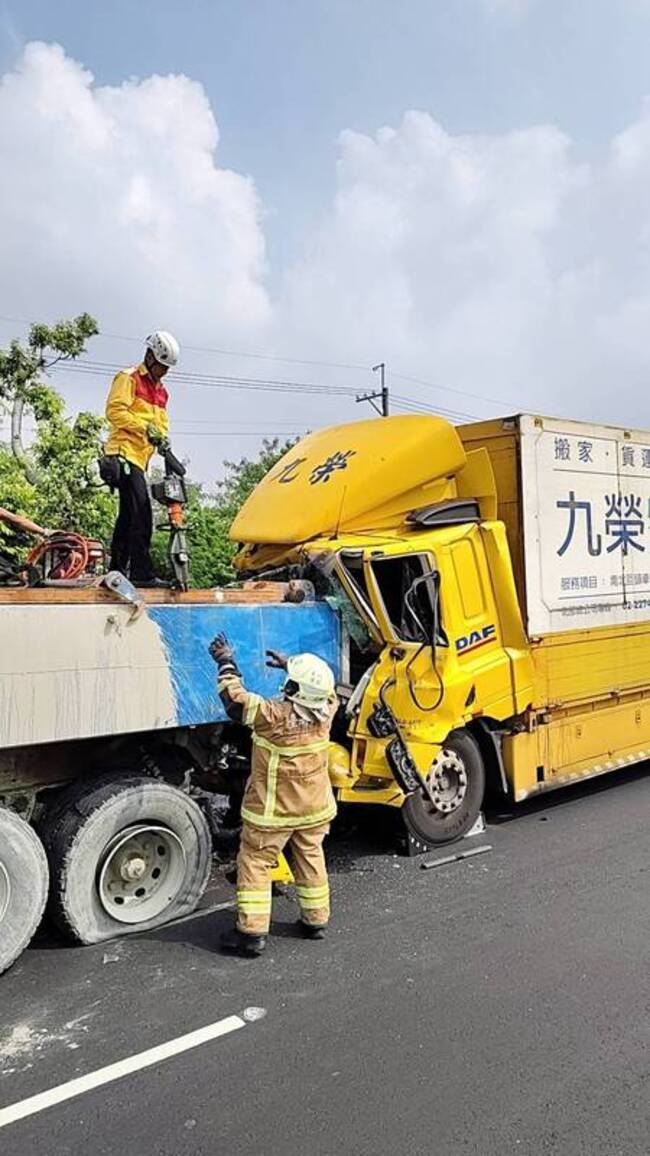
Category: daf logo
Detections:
[{"x1": 455, "y1": 624, "x2": 496, "y2": 655}]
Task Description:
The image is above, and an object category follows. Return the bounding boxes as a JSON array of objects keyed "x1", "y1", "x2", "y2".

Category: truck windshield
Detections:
[{"x1": 370, "y1": 554, "x2": 444, "y2": 644}]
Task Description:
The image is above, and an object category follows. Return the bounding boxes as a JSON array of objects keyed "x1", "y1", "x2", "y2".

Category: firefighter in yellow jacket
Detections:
[
  {"x1": 208, "y1": 632, "x2": 337, "y2": 957},
  {"x1": 103, "y1": 331, "x2": 179, "y2": 587}
]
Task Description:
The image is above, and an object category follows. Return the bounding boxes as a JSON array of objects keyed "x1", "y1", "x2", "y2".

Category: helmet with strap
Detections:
[
  {"x1": 145, "y1": 330, "x2": 180, "y2": 367},
  {"x1": 283, "y1": 653, "x2": 335, "y2": 710}
]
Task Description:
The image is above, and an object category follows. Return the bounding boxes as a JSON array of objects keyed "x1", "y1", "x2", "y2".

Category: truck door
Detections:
[{"x1": 362, "y1": 549, "x2": 449, "y2": 731}]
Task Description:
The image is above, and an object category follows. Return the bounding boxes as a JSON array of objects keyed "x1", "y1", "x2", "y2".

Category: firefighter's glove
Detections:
[
  {"x1": 146, "y1": 423, "x2": 164, "y2": 447},
  {"x1": 266, "y1": 649, "x2": 288, "y2": 670},
  {"x1": 209, "y1": 632, "x2": 235, "y2": 666}
]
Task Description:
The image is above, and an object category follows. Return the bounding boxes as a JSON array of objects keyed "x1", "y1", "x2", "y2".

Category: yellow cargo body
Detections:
[{"x1": 461, "y1": 415, "x2": 650, "y2": 800}]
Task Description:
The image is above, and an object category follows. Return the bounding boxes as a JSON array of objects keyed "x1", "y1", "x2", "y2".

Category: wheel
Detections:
[
  {"x1": 402, "y1": 730, "x2": 485, "y2": 847},
  {"x1": 0, "y1": 809, "x2": 49, "y2": 975},
  {"x1": 42, "y1": 777, "x2": 212, "y2": 944}
]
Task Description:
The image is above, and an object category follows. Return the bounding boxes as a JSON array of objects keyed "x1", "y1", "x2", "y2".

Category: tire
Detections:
[
  {"x1": 0, "y1": 809, "x2": 49, "y2": 976},
  {"x1": 42, "y1": 777, "x2": 212, "y2": 945},
  {"x1": 402, "y1": 729, "x2": 485, "y2": 847}
]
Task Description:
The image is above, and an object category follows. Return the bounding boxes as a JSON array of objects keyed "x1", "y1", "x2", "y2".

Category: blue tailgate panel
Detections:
[{"x1": 148, "y1": 602, "x2": 341, "y2": 727}]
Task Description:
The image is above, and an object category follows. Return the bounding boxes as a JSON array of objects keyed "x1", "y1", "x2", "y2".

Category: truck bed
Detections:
[
  {"x1": 0, "y1": 587, "x2": 342, "y2": 749},
  {"x1": 0, "y1": 582, "x2": 289, "y2": 605}
]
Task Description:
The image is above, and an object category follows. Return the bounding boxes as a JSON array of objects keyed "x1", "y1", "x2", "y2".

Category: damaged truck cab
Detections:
[
  {"x1": 233, "y1": 410, "x2": 650, "y2": 850},
  {"x1": 231, "y1": 414, "x2": 534, "y2": 847}
]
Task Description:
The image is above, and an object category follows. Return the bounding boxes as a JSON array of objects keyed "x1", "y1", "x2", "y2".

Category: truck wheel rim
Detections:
[
  {"x1": 0, "y1": 860, "x2": 10, "y2": 925},
  {"x1": 425, "y1": 749, "x2": 468, "y2": 815},
  {"x1": 97, "y1": 824, "x2": 187, "y2": 925}
]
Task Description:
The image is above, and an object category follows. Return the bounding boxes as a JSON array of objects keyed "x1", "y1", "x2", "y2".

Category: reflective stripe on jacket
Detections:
[
  {"x1": 105, "y1": 362, "x2": 169, "y2": 471},
  {"x1": 219, "y1": 672, "x2": 337, "y2": 830}
]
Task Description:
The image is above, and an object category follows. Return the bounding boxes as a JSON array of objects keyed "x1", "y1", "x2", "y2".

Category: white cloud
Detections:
[
  {"x1": 279, "y1": 106, "x2": 650, "y2": 425},
  {"x1": 4, "y1": 41, "x2": 650, "y2": 477},
  {"x1": 0, "y1": 42, "x2": 271, "y2": 339}
]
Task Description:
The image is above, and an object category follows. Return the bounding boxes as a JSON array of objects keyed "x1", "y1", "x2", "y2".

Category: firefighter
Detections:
[
  {"x1": 103, "y1": 331, "x2": 179, "y2": 587},
  {"x1": 208, "y1": 632, "x2": 338, "y2": 957}
]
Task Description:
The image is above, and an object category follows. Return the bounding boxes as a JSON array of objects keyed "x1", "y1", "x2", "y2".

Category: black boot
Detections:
[
  {"x1": 220, "y1": 926, "x2": 266, "y2": 957},
  {"x1": 132, "y1": 576, "x2": 170, "y2": 589},
  {"x1": 297, "y1": 920, "x2": 327, "y2": 940}
]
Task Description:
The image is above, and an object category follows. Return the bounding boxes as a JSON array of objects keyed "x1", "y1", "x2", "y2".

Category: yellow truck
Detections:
[{"x1": 233, "y1": 411, "x2": 650, "y2": 848}]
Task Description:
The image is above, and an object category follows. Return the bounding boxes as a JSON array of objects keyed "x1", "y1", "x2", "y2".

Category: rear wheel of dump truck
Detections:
[
  {"x1": 0, "y1": 809, "x2": 49, "y2": 975},
  {"x1": 42, "y1": 777, "x2": 212, "y2": 945},
  {"x1": 402, "y1": 730, "x2": 485, "y2": 847}
]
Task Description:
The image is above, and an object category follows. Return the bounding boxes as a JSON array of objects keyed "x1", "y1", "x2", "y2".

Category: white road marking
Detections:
[{"x1": 0, "y1": 1013, "x2": 248, "y2": 1131}]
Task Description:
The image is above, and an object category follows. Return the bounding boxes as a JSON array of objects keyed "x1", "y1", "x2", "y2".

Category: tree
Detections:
[
  {"x1": 0, "y1": 314, "x2": 115, "y2": 563},
  {"x1": 0, "y1": 314, "x2": 98, "y2": 483}
]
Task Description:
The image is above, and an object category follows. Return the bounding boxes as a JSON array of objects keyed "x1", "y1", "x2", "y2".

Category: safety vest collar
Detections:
[{"x1": 132, "y1": 364, "x2": 168, "y2": 409}]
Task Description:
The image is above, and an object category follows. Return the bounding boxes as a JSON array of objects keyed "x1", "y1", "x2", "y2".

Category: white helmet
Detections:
[
  {"x1": 284, "y1": 653, "x2": 335, "y2": 710},
  {"x1": 145, "y1": 330, "x2": 180, "y2": 368}
]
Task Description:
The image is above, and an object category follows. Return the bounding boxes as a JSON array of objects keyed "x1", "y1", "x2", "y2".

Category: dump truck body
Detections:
[
  {"x1": 0, "y1": 585, "x2": 342, "y2": 974},
  {"x1": 0, "y1": 591, "x2": 341, "y2": 751}
]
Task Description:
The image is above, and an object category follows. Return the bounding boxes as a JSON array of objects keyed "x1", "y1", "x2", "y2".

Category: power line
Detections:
[
  {"x1": 0, "y1": 312, "x2": 507, "y2": 409},
  {"x1": 391, "y1": 370, "x2": 514, "y2": 411},
  {"x1": 52, "y1": 360, "x2": 362, "y2": 398},
  {"x1": 0, "y1": 314, "x2": 369, "y2": 373},
  {"x1": 392, "y1": 392, "x2": 477, "y2": 421},
  {"x1": 174, "y1": 420, "x2": 308, "y2": 429},
  {"x1": 52, "y1": 360, "x2": 477, "y2": 423}
]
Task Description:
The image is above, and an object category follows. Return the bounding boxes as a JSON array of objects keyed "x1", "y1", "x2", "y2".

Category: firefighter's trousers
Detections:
[{"x1": 236, "y1": 821, "x2": 330, "y2": 935}]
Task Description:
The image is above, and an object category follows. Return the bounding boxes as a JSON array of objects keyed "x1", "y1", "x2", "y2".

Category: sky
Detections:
[{"x1": 3, "y1": 0, "x2": 650, "y2": 482}]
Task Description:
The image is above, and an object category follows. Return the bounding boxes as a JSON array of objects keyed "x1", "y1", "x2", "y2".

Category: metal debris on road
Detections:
[{"x1": 421, "y1": 844, "x2": 493, "y2": 871}]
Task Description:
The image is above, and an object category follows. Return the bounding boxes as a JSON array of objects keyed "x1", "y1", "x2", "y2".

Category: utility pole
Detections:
[{"x1": 356, "y1": 362, "x2": 389, "y2": 417}]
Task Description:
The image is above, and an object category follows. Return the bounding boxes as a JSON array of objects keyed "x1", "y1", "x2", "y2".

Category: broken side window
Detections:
[
  {"x1": 370, "y1": 554, "x2": 444, "y2": 644},
  {"x1": 337, "y1": 551, "x2": 379, "y2": 631}
]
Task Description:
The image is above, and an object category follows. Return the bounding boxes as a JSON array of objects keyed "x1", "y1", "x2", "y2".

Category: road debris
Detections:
[{"x1": 421, "y1": 844, "x2": 493, "y2": 871}]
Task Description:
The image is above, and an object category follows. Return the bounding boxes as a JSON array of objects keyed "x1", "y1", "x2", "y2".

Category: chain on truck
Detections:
[{"x1": 2, "y1": 411, "x2": 649, "y2": 976}]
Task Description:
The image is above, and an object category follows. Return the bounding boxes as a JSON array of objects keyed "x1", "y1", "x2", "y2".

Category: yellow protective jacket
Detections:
[
  {"x1": 105, "y1": 363, "x2": 169, "y2": 471},
  {"x1": 218, "y1": 671, "x2": 337, "y2": 830}
]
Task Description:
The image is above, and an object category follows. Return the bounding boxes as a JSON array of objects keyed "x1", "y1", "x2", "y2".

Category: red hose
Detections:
[{"x1": 27, "y1": 533, "x2": 90, "y2": 581}]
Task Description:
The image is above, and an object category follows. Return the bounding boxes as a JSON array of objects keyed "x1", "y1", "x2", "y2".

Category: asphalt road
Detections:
[{"x1": 1, "y1": 768, "x2": 648, "y2": 1156}]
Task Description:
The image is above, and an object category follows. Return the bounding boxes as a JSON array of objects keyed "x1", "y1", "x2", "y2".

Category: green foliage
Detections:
[
  {"x1": 0, "y1": 313, "x2": 98, "y2": 414},
  {"x1": 0, "y1": 314, "x2": 113, "y2": 564},
  {"x1": 0, "y1": 447, "x2": 38, "y2": 562},
  {"x1": 33, "y1": 409, "x2": 116, "y2": 542}
]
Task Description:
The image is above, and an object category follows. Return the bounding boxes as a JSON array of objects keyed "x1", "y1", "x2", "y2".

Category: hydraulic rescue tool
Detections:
[{"x1": 151, "y1": 442, "x2": 191, "y2": 591}]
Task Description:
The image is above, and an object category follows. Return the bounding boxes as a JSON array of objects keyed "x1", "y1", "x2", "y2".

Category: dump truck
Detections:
[
  {"x1": 2, "y1": 410, "x2": 649, "y2": 974},
  {"x1": 0, "y1": 583, "x2": 342, "y2": 974}
]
